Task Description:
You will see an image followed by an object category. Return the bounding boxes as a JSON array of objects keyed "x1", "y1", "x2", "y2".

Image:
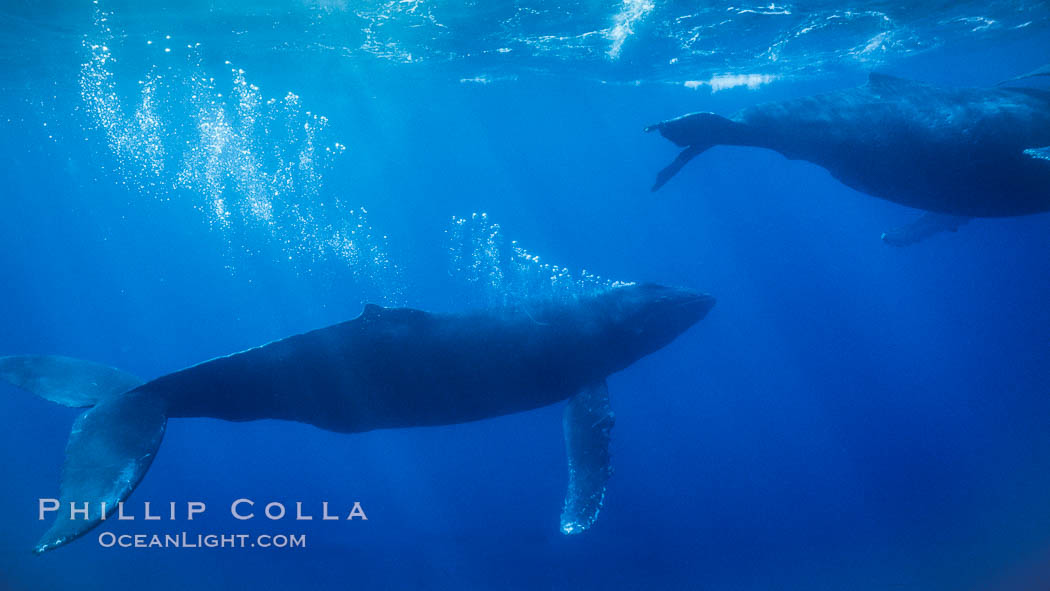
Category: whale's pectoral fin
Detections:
[
  {"x1": 881, "y1": 212, "x2": 971, "y2": 247},
  {"x1": 1000, "y1": 65, "x2": 1050, "y2": 86},
  {"x1": 560, "y1": 381, "x2": 614, "y2": 535},
  {"x1": 34, "y1": 391, "x2": 167, "y2": 554},
  {"x1": 651, "y1": 144, "x2": 709, "y2": 192},
  {"x1": 647, "y1": 112, "x2": 750, "y2": 191},
  {"x1": 0, "y1": 355, "x2": 143, "y2": 408},
  {"x1": 1023, "y1": 146, "x2": 1050, "y2": 162}
]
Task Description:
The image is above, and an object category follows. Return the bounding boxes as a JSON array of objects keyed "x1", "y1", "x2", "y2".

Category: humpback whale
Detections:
[
  {"x1": 0, "y1": 283, "x2": 714, "y2": 554},
  {"x1": 647, "y1": 72, "x2": 1050, "y2": 245}
]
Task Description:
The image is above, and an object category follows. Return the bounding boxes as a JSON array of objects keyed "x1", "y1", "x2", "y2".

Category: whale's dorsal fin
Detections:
[
  {"x1": 360, "y1": 305, "x2": 432, "y2": 327},
  {"x1": 560, "y1": 381, "x2": 614, "y2": 535},
  {"x1": 361, "y1": 303, "x2": 385, "y2": 319}
]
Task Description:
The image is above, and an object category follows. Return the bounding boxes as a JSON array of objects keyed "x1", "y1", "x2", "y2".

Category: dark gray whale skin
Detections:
[
  {"x1": 0, "y1": 283, "x2": 714, "y2": 554},
  {"x1": 648, "y1": 73, "x2": 1050, "y2": 219},
  {"x1": 152, "y1": 284, "x2": 712, "y2": 431}
]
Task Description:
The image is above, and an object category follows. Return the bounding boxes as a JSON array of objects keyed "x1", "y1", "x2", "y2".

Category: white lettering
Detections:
[
  {"x1": 264, "y1": 502, "x2": 286, "y2": 520},
  {"x1": 38, "y1": 498, "x2": 59, "y2": 520},
  {"x1": 322, "y1": 501, "x2": 338, "y2": 520},
  {"x1": 348, "y1": 502, "x2": 367, "y2": 520},
  {"x1": 231, "y1": 498, "x2": 254, "y2": 520},
  {"x1": 70, "y1": 502, "x2": 89, "y2": 521},
  {"x1": 188, "y1": 501, "x2": 206, "y2": 520}
]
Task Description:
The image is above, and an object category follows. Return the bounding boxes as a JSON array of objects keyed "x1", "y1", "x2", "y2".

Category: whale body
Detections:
[
  {"x1": 0, "y1": 283, "x2": 714, "y2": 554},
  {"x1": 647, "y1": 73, "x2": 1050, "y2": 245}
]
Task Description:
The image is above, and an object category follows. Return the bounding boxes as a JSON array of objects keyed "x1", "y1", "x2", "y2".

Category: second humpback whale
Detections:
[
  {"x1": 647, "y1": 72, "x2": 1050, "y2": 245},
  {"x1": 0, "y1": 283, "x2": 714, "y2": 554}
]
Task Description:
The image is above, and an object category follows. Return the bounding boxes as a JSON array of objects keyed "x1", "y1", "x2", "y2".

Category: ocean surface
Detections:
[{"x1": 1, "y1": 1, "x2": 1050, "y2": 589}]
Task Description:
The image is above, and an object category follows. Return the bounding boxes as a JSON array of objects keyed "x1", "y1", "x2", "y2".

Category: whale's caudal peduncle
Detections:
[{"x1": 0, "y1": 283, "x2": 715, "y2": 554}]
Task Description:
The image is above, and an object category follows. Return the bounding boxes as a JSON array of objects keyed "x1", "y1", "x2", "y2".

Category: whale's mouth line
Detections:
[
  {"x1": 675, "y1": 293, "x2": 716, "y2": 314},
  {"x1": 680, "y1": 293, "x2": 714, "y2": 305},
  {"x1": 636, "y1": 292, "x2": 715, "y2": 334}
]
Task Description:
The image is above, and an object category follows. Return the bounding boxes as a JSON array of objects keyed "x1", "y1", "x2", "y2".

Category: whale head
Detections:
[{"x1": 591, "y1": 283, "x2": 715, "y2": 371}]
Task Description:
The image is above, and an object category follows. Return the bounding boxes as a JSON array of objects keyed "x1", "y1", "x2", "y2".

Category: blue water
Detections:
[{"x1": 2, "y1": 1, "x2": 1050, "y2": 589}]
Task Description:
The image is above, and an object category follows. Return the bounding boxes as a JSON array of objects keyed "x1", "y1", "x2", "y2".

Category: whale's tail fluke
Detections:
[
  {"x1": 0, "y1": 355, "x2": 167, "y2": 554},
  {"x1": 0, "y1": 355, "x2": 144, "y2": 408}
]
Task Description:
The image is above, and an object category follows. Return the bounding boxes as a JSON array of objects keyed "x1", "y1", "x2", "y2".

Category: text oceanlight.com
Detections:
[{"x1": 98, "y1": 532, "x2": 306, "y2": 549}]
